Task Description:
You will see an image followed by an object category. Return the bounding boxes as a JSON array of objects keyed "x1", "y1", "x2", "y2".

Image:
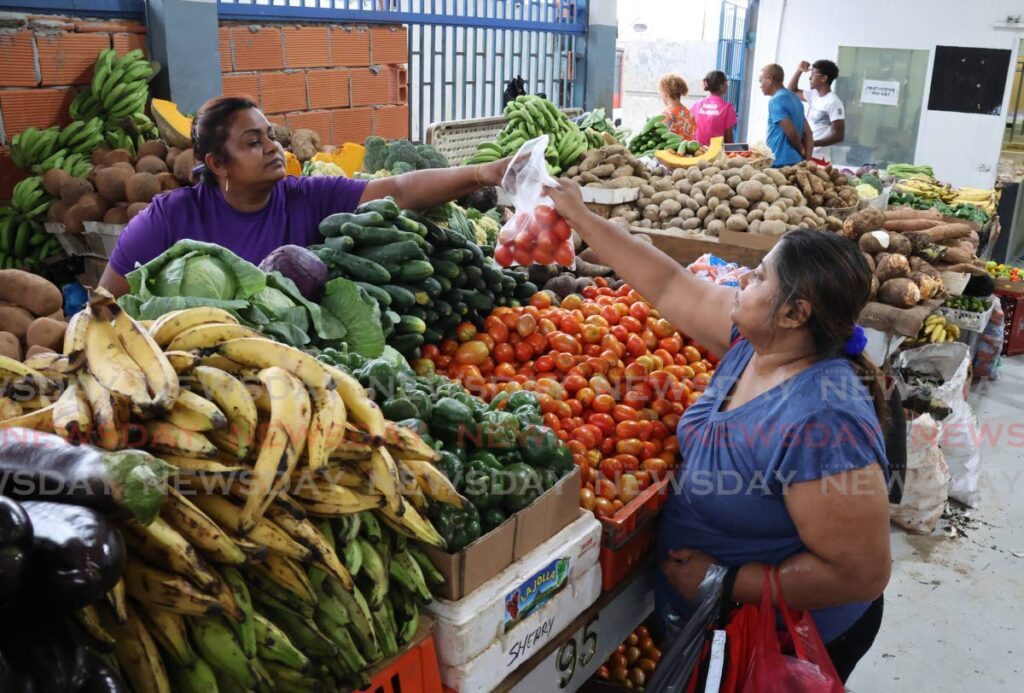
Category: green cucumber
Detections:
[
  {"x1": 341, "y1": 224, "x2": 411, "y2": 246},
  {"x1": 406, "y1": 306, "x2": 427, "y2": 321},
  {"x1": 432, "y1": 299, "x2": 452, "y2": 317},
  {"x1": 515, "y1": 281, "x2": 539, "y2": 301},
  {"x1": 328, "y1": 252, "x2": 391, "y2": 283},
  {"x1": 319, "y1": 211, "x2": 385, "y2": 237},
  {"x1": 355, "y1": 282, "x2": 392, "y2": 308},
  {"x1": 391, "y1": 333, "x2": 425, "y2": 354},
  {"x1": 431, "y1": 259, "x2": 460, "y2": 280},
  {"x1": 326, "y1": 235, "x2": 356, "y2": 252},
  {"x1": 419, "y1": 276, "x2": 442, "y2": 299},
  {"x1": 463, "y1": 265, "x2": 483, "y2": 284},
  {"x1": 439, "y1": 248, "x2": 469, "y2": 264},
  {"x1": 422, "y1": 327, "x2": 443, "y2": 344},
  {"x1": 442, "y1": 229, "x2": 468, "y2": 248},
  {"x1": 437, "y1": 276, "x2": 453, "y2": 293},
  {"x1": 397, "y1": 315, "x2": 427, "y2": 335},
  {"x1": 397, "y1": 260, "x2": 434, "y2": 282},
  {"x1": 356, "y1": 197, "x2": 401, "y2": 219},
  {"x1": 394, "y1": 214, "x2": 428, "y2": 237},
  {"x1": 356, "y1": 240, "x2": 425, "y2": 265},
  {"x1": 381, "y1": 285, "x2": 416, "y2": 311}
]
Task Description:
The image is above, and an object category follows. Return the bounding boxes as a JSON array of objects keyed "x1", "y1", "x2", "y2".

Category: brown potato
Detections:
[
  {"x1": 26, "y1": 317, "x2": 66, "y2": 351},
  {"x1": 0, "y1": 270, "x2": 63, "y2": 317}
]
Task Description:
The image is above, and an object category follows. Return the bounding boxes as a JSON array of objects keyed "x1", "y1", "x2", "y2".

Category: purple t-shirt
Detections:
[{"x1": 108, "y1": 176, "x2": 369, "y2": 276}]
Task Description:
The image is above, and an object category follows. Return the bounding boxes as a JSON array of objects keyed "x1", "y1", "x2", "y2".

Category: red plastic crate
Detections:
[
  {"x1": 596, "y1": 477, "x2": 671, "y2": 591},
  {"x1": 997, "y1": 291, "x2": 1024, "y2": 357},
  {"x1": 360, "y1": 631, "x2": 443, "y2": 693}
]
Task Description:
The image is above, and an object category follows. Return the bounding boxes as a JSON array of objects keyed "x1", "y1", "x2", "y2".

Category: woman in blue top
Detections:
[{"x1": 546, "y1": 181, "x2": 890, "y2": 682}]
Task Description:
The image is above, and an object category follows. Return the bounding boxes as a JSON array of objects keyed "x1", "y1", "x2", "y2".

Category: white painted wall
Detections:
[{"x1": 748, "y1": 0, "x2": 1024, "y2": 188}]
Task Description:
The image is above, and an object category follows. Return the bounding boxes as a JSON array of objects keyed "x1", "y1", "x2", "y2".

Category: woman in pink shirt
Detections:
[{"x1": 691, "y1": 71, "x2": 737, "y2": 145}]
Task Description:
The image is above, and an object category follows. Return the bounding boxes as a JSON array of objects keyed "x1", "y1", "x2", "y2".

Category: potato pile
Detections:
[
  {"x1": 0, "y1": 269, "x2": 65, "y2": 361},
  {"x1": 43, "y1": 141, "x2": 194, "y2": 234},
  {"x1": 778, "y1": 161, "x2": 859, "y2": 209},
  {"x1": 630, "y1": 158, "x2": 843, "y2": 235},
  {"x1": 564, "y1": 145, "x2": 651, "y2": 190},
  {"x1": 840, "y1": 206, "x2": 981, "y2": 309}
]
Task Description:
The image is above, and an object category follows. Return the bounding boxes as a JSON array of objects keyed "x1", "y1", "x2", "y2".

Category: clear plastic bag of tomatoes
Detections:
[{"x1": 494, "y1": 135, "x2": 576, "y2": 268}]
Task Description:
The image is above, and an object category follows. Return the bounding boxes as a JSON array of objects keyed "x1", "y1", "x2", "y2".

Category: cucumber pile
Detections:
[
  {"x1": 314, "y1": 198, "x2": 538, "y2": 359},
  {"x1": 628, "y1": 115, "x2": 683, "y2": 157}
]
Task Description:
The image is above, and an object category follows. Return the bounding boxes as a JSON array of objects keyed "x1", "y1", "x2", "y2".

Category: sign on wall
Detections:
[{"x1": 860, "y1": 79, "x2": 901, "y2": 106}]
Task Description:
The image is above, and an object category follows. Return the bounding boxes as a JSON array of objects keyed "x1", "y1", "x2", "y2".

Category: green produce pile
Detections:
[
  {"x1": 463, "y1": 95, "x2": 588, "y2": 176},
  {"x1": 361, "y1": 136, "x2": 449, "y2": 176},
  {"x1": 885, "y1": 163, "x2": 935, "y2": 179},
  {"x1": 0, "y1": 178, "x2": 61, "y2": 271},
  {"x1": 314, "y1": 198, "x2": 537, "y2": 359},
  {"x1": 628, "y1": 115, "x2": 683, "y2": 157},
  {"x1": 319, "y1": 347, "x2": 575, "y2": 552},
  {"x1": 944, "y1": 295, "x2": 991, "y2": 313},
  {"x1": 888, "y1": 191, "x2": 990, "y2": 225},
  {"x1": 576, "y1": 107, "x2": 630, "y2": 145}
]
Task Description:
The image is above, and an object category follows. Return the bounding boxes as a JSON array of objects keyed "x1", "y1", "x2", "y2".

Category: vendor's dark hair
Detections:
[
  {"x1": 812, "y1": 60, "x2": 839, "y2": 85},
  {"x1": 703, "y1": 70, "x2": 728, "y2": 95},
  {"x1": 771, "y1": 230, "x2": 887, "y2": 426},
  {"x1": 191, "y1": 95, "x2": 259, "y2": 185}
]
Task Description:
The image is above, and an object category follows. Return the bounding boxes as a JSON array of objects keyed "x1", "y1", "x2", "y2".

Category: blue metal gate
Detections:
[
  {"x1": 716, "y1": 0, "x2": 753, "y2": 140},
  {"x1": 217, "y1": 1, "x2": 588, "y2": 141}
]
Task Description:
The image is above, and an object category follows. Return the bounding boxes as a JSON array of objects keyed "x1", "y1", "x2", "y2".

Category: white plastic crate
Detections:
[
  {"x1": 44, "y1": 222, "x2": 89, "y2": 256},
  {"x1": 82, "y1": 221, "x2": 126, "y2": 259},
  {"x1": 425, "y1": 108, "x2": 583, "y2": 165},
  {"x1": 437, "y1": 563, "x2": 602, "y2": 693},
  {"x1": 937, "y1": 301, "x2": 995, "y2": 333},
  {"x1": 427, "y1": 510, "x2": 601, "y2": 672}
]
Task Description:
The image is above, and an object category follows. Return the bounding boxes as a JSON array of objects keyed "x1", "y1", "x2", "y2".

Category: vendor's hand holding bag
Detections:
[{"x1": 738, "y1": 567, "x2": 844, "y2": 693}]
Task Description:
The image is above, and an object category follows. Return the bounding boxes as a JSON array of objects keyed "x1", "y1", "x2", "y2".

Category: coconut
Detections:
[
  {"x1": 135, "y1": 155, "x2": 169, "y2": 175},
  {"x1": 137, "y1": 140, "x2": 168, "y2": 161},
  {"x1": 112, "y1": 161, "x2": 136, "y2": 176},
  {"x1": 173, "y1": 148, "x2": 196, "y2": 184},
  {"x1": 76, "y1": 193, "x2": 108, "y2": 220},
  {"x1": 47, "y1": 200, "x2": 68, "y2": 223},
  {"x1": 63, "y1": 204, "x2": 91, "y2": 234},
  {"x1": 94, "y1": 166, "x2": 131, "y2": 203},
  {"x1": 166, "y1": 147, "x2": 182, "y2": 169},
  {"x1": 127, "y1": 202, "x2": 149, "y2": 221},
  {"x1": 91, "y1": 147, "x2": 113, "y2": 166},
  {"x1": 106, "y1": 148, "x2": 133, "y2": 165},
  {"x1": 103, "y1": 206, "x2": 129, "y2": 225},
  {"x1": 42, "y1": 168, "x2": 71, "y2": 198},
  {"x1": 60, "y1": 177, "x2": 94, "y2": 206},
  {"x1": 156, "y1": 172, "x2": 179, "y2": 191},
  {"x1": 126, "y1": 173, "x2": 161, "y2": 204}
]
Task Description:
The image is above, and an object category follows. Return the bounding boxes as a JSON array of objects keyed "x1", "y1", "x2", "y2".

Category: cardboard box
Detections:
[
  {"x1": 423, "y1": 467, "x2": 581, "y2": 602},
  {"x1": 994, "y1": 277, "x2": 1024, "y2": 295},
  {"x1": 719, "y1": 228, "x2": 782, "y2": 251}
]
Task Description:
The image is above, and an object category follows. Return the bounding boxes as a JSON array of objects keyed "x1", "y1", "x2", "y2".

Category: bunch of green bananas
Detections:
[
  {"x1": 4, "y1": 299, "x2": 463, "y2": 691},
  {"x1": 10, "y1": 126, "x2": 61, "y2": 170},
  {"x1": 0, "y1": 178, "x2": 61, "y2": 270},
  {"x1": 465, "y1": 95, "x2": 589, "y2": 176},
  {"x1": 91, "y1": 48, "x2": 155, "y2": 120}
]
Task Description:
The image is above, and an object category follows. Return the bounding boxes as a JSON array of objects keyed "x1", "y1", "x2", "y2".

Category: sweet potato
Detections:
[
  {"x1": 883, "y1": 219, "x2": 938, "y2": 232},
  {"x1": 0, "y1": 332, "x2": 20, "y2": 360},
  {"x1": 922, "y1": 223, "x2": 972, "y2": 243},
  {"x1": 0, "y1": 305, "x2": 34, "y2": 340},
  {"x1": 884, "y1": 208, "x2": 942, "y2": 222},
  {"x1": 941, "y1": 246, "x2": 976, "y2": 265},
  {"x1": 25, "y1": 317, "x2": 66, "y2": 351},
  {"x1": 878, "y1": 278, "x2": 921, "y2": 308},
  {"x1": 0, "y1": 270, "x2": 63, "y2": 316},
  {"x1": 874, "y1": 253, "x2": 910, "y2": 283}
]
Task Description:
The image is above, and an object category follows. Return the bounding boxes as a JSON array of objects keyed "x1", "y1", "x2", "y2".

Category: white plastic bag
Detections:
[
  {"x1": 494, "y1": 135, "x2": 575, "y2": 268},
  {"x1": 890, "y1": 415, "x2": 950, "y2": 534}
]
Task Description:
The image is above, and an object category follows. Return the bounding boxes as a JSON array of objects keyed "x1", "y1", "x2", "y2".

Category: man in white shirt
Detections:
[{"x1": 787, "y1": 59, "x2": 845, "y2": 161}]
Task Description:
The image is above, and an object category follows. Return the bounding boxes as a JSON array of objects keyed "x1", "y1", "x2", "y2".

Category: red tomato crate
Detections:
[
  {"x1": 361, "y1": 628, "x2": 443, "y2": 693},
  {"x1": 997, "y1": 291, "x2": 1024, "y2": 357},
  {"x1": 597, "y1": 477, "x2": 671, "y2": 591}
]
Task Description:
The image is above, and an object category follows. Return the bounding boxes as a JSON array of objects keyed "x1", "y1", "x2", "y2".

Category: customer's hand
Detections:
[
  {"x1": 543, "y1": 178, "x2": 588, "y2": 227},
  {"x1": 662, "y1": 548, "x2": 716, "y2": 601}
]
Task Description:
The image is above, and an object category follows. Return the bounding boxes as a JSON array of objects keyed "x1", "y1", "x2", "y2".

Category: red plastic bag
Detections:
[
  {"x1": 740, "y1": 568, "x2": 844, "y2": 693},
  {"x1": 494, "y1": 135, "x2": 575, "y2": 268}
]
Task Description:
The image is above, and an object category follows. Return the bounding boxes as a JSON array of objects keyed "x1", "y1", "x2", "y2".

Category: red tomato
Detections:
[
  {"x1": 618, "y1": 474, "x2": 641, "y2": 503},
  {"x1": 513, "y1": 313, "x2": 535, "y2": 338},
  {"x1": 537, "y1": 318, "x2": 558, "y2": 336},
  {"x1": 493, "y1": 343, "x2": 515, "y2": 364},
  {"x1": 593, "y1": 497, "x2": 615, "y2": 518},
  {"x1": 454, "y1": 341, "x2": 489, "y2": 366},
  {"x1": 514, "y1": 341, "x2": 533, "y2": 362},
  {"x1": 567, "y1": 399, "x2": 584, "y2": 417},
  {"x1": 599, "y1": 458, "x2": 624, "y2": 480},
  {"x1": 526, "y1": 332, "x2": 547, "y2": 354},
  {"x1": 552, "y1": 218, "x2": 572, "y2": 242},
  {"x1": 513, "y1": 246, "x2": 534, "y2": 266},
  {"x1": 549, "y1": 333, "x2": 582, "y2": 355},
  {"x1": 615, "y1": 454, "x2": 640, "y2": 472},
  {"x1": 554, "y1": 352, "x2": 576, "y2": 373},
  {"x1": 579, "y1": 487, "x2": 596, "y2": 511},
  {"x1": 554, "y1": 243, "x2": 575, "y2": 266},
  {"x1": 593, "y1": 394, "x2": 617, "y2": 413},
  {"x1": 619, "y1": 316, "x2": 643, "y2": 334},
  {"x1": 642, "y1": 457, "x2": 669, "y2": 478},
  {"x1": 563, "y1": 374, "x2": 588, "y2": 393},
  {"x1": 682, "y1": 345, "x2": 702, "y2": 364},
  {"x1": 551, "y1": 400, "x2": 573, "y2": 420},
  {"x1": 612, "y1": 404, "x2": 638, "y2": 422},
  {"x1": 576, "y1": 387, "x2": 596, "y2": 409},
  {"x1": 494, "y1": 244, "x2": 514, "y2": 266},
  {"x1": 534, "y1": 205, "x2": 559, "y2": 227},
  {"x1": 629, "y1": 302, "x2": 651, "y2": 322},
  {"x1": 595, "y1": 478, "x2": 618, "y2": 501},
  {"x1": 588, "y1": 413, "x2": 616, "y2": 437},
  {"x1": 626, "y1": 333, "x2": 647, "y2": 357},
  {"x1": 616, "y1": 438, "x2": 644, "y2": 456},
  {"x1": 534, "y1": 355, "x2": 555, "y2": 373},
  {"x1": 616, "y1": 420, "x2": 642, "y2": 439}
]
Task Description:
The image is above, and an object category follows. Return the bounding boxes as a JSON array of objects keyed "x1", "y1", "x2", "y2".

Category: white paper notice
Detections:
[{"x1": 861, "y1": 79, "x2": 900, "y2": 106}]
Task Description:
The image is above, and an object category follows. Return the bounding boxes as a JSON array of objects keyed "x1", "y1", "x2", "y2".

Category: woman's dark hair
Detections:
[
  {"x1": 812, "y1": 59, "x2": 839, "y2": 85},
  {"x1": 771, "y1": 230, "x2": 887, "y2": 426},
  {"x1": 191, "y1": 95, "x2": 259, "y2": 185},
  {"x1": 703, "y1": 70, "x2": 728, "y2": 95}
]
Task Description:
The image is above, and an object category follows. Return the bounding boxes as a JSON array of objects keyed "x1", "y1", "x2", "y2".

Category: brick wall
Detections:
[
  {"x1": 219, "y1": 22, "x2": 409, "y2": 146},
  {"x1": 0, "y1": 13, "x2": 148, "y2": 200}
]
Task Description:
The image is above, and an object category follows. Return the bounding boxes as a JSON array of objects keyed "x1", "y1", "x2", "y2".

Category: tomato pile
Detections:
[
  {"x1": 595, "y1": 624, "x2": 661, "y2": 690},
  {"x1": 493, "y1": 205, "x2": 575, "y2": 267},
  {"x1": 417, "y1": 279, "x2": 716, "y2": 518}
]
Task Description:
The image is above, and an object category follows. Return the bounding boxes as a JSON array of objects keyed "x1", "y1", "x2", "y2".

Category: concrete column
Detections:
[
  {"x1": 581, "y1": 0, "x2": 618, "y2": 113},
  {"x1": 147, "y1": 0, "x2": 222, "y2": 112}
]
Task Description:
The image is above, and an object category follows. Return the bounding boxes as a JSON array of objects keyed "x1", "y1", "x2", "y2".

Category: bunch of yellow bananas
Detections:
[
  {"x1": 894, "y1": 174, "x2": 955, "y2": 203},
  {"x1": 951, "y1": 186, "x2": 998, "y2": 215},
  {"x1": 0, "y1": 295, "x2": 468, "y2": 691},
  {"x1": 923, "y1": 314, "x2": 960, "y2": 343}
]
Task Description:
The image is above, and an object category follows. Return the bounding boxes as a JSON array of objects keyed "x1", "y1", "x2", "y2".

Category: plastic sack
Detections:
[
  {"x1": 741, "y1": 568, "x2": 844, "y2": 693},
  {"x1": 647, "y1": 564, "x2": 729, "y2": 693},
  {"x1": 973, "y1": 297, "x2": 1004, "y2": 380},
  {"x1": 687, "y1": 254, "x2": 749, "y2": 287},
  {"x1": 494, "y1": 135, "x2": 575, "y2": 268},
  {"x1": 890, "y1": 414, "x2": 950, "y2": 533}
]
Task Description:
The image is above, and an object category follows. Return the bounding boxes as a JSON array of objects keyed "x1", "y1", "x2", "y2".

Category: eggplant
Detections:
[
  {"x1": 21, "y1": 501, "x2": 125, "y2": 610},
  {"x1": 0, "y1": 496, "x2": 32, "y2": 602},
  {"x1": 0, "y1": 429, "x2": 173, "y2": 524},
  {"x1": 25, "y1": 614, "x2": 91, "y2": 693},
  {"x1": 81, "y1": 653, "x2": 129, "y2": 693}
]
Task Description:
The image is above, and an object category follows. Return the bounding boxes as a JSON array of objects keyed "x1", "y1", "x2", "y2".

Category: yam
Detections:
[
  {"x1": 607, "y1": 176, "x2": 647, "y2": 189},
  {"x1": 127, "y1": 202, "x2": 149, "y2": 220},
  {"x1": 884, "y1": 208, "x2": 942, "y2": 222},
  {"x1": 877, "y1": 278, "x2": 921, "y2": 308},
  {"x1": 759, "y1": 220, "x2": 788, "y2": 236},
  {"x1": 24, "y1": 345, "x2": 55, "y2": 359},
  {"x1": 42, "y1": 168, "x2": 71, "y2": 198},
  {"x1": 137, "y1": 139, "x2": 169, "y2": 161},
  {"x1": 0, "y1": 305, "x2": 34, "y2": 339},
  {"x1": 578, "y1": 150, "x2": 607, "y2": 171},
  {"x1": 580, "y1": 172, "x2": 601, "y2": 185},
  {"x1": 135, "y1": 155, "x2": 169, "y2": 175},
  {"x1": 0, "y1": 270, "x2": 62, "y2": 317},
  {"x1": 103, "y1": 206, "x2": 129, "y2": 225},
  {"x1": 859, "y1": 231, "x2": 892, "y2": 255},
  {"x1": 869, "y1": 275, "x2": 880, "y2": 301},
  {"x1": 874, "y1": 253, "x2": 910, "y2": 282},
  {"x1": 60, "y1": 177, "x2": 94, "y2": 205},
  {"x1": 841, "y1": 207, "x2": 886, "y2": 240},
  {"x1": 0, "y1": 332, "x2": 20, "y2": 361},
  {"x1": 922, "y1": 223, "x2": 972, "y2": 243},
  {"x1": 941, "y1": 246, "x2": 975, "y2": 265},
  {"x1": 26, "y1": 317, "x2": 65, "y2": 351},
  {"x1": 126, "y1": 173, "x2": 161, "y2": 204},
  {"x1": 726, "y1": 214, "x2": 748, "y2": 232},
  {"x1": 589, "y1": 164, "x2": 616, "y2": 178},
  {"x1": 95, "y1": 166, "x2": 131, "y2": 203},
  {"x1": 862, "y1": 253, "x2": 876, "y2": 273},
  {"x1": 908, "y1": 272, "x2": 940, "y2": 300},
  {"x1": 882, "y1": 219, "x2": 938, "y2": 233},
  {"x1": 173, "y1": 148, "x2": 196, "y2": 184}
]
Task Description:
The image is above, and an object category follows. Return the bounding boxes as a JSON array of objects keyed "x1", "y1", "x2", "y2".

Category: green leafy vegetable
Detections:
[{"x1": 319, "y1": 277, "x2": 386, "y2": 357}]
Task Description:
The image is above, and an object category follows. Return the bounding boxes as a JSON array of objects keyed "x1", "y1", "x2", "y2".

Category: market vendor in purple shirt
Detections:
[{"x1": 100, "y1": 96, "x2": 509, "y2": 297}]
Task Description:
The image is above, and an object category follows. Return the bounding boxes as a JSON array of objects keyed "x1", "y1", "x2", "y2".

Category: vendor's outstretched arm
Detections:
[
  {"x1": 545, "y1": 180, "x2": 736, "y2": 358},
  {"x1": 98, "y1": 264, "x2": 130, "y2": 298},
  {"x1": 361, "y1": 159, "x2": 510, "y2": 210}
]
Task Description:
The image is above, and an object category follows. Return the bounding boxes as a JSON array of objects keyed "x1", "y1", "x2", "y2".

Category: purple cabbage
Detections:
[{"x1": 259, "y1": 245, "x2": 327, "y2": 301}]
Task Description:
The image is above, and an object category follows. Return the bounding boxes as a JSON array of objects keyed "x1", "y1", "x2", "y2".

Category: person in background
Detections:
[
  {"x1": 659, "y1": 73, "x2": 697, "y2": 140},
  {"x1": 759, "y1": 64, "x2": 813, "y2": 167},
  {"x1": 691, "y1": 70, "x2": 737, "y2": 145},
  {"x1": 788, "y1": 59, "x2": 846, "y2": 161}
]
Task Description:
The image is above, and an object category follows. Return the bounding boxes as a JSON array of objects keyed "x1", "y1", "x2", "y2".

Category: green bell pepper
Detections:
[
  {"x1": 405, "y1": 389, "x2": 433, "y2": 421},
  {"x1": 514, "y1": 405, "x2": 543, "y2": 427},
  {"x1": 431, "y1": 504, "x2": 481, "y2": 553},
  {"x1": 507, "y1": 390, "x2": 539, "y2": 412},
  {"x1": 480, "y1": 507, "x2": 508, "y2": 533},
  {"x1": 488, "y1": 390, "x2": 512, "y2": 411},
  {"x1": 435, "y1": 450, "x2": 464, "y2": 488},
  {"x1": 537, "y1": 468, "x2": 560, "y2": 491},
  {"x1": 502, "y1": 463, "x2": 542, "y2": 512},
  {"x1": 520, "y1": 424, "x2": 565, "y2": 469},
  {"x1": 381, "y1": 397, "x2": 419, "y2": 422},
  {"x1": 464, "y1": 456, "x2": 503, "y2": 509},
  {"x1": 479, "y1": 410, "x2": 521, "y2": 452},
  {"x1": 430, "y1": 397, "x2": 475, "y2": 443}
]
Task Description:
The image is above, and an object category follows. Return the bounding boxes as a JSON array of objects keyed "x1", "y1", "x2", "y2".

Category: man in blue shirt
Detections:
[{"x1": 759, "y1": 64, "x2": 813, "y2": 166}]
